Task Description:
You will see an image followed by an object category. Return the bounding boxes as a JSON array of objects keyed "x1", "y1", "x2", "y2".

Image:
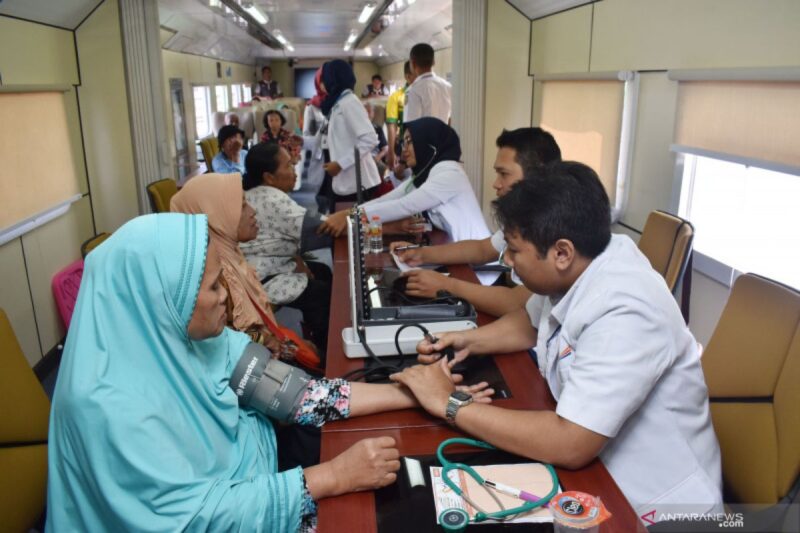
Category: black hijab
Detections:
[
  {"x1": 404, "y1": 117, "x2": 462, "y2": 187},
  {"x1": 320, "y1": 60, "x2": 356, "y2": 117}
]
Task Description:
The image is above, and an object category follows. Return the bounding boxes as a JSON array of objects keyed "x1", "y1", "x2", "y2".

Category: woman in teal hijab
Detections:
[{"x1": 47, "y1": 213, "x2": 494, "y2": 531}]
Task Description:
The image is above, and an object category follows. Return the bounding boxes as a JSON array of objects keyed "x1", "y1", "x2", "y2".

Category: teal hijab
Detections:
[{"x1": 46, "y1": 214, "x2": 303, "y2": 532}]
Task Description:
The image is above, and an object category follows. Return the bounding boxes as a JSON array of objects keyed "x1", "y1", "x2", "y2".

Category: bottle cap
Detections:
[{"x1": 372, "y1": 215, "x2": 380, "y2": 220}]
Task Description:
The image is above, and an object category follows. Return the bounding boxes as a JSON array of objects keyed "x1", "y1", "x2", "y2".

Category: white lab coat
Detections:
[
  {"x1": 362, "y1": 160, "x2": 489, "y2": 243},
  {"x1": 298, "y1": 104, "x2": 326, "y2": 193},
  {"x1": 326, "y1": 90, "x2": 381, "y2": 195},
  {"x1": 404, "y1": 72, "x2": 452, "y2": 124}
]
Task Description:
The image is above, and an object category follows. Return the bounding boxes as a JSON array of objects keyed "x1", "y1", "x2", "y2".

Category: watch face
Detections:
[{"x1": 452, "y1": 391, "x2": 472, "y2": 402}]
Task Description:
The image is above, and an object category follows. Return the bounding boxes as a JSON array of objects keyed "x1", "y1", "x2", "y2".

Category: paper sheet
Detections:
[
  {"x1": 391, "y1": 251, "x2": 419, "y2": 273},
  {"x1": 431, "y1": 463, "x2": 558, "y2": 524}
]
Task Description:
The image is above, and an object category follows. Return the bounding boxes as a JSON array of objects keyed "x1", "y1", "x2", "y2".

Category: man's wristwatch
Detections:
[{"x1": 445, "y1": 391, "x2": 473, "y2": 426}]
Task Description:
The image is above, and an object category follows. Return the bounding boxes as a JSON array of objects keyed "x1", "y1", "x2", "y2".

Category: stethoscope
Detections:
[{"x1": 436, "y1": 438, "x2": 559, "y2": 531}]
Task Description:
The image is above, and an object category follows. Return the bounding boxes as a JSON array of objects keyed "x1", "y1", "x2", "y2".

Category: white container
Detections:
[{"x1": 368, "y1": 215, "x2": 383, "y2": 254}]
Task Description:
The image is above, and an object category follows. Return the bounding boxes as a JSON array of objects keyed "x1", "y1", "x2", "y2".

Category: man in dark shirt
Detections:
[
  {"x1": 256, "y1": 66, "x2": 283, "y2": 99},
  {"x1": 362, "y1": 74, "x2": 389, "y2": 97}
]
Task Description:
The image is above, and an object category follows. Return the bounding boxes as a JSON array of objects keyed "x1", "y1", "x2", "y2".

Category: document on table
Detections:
[
  {"x1": 431, "y1": 463, "x2": 558, "y2": 524},
  {"x1": 390, "y1": 252, "x2": 447, "y2": 274},
  {"x1": 391, "y1": 251, "x2": 418, "y2": 273}
]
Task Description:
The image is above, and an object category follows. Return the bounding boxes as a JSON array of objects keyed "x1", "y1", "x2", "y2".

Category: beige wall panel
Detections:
[
  {"x1": 379, "y1": 60, "x2": 406, "y2": 85},
  {"x1": 482, "y1": 2, "x2": 532, "y2": 218},
  {"x1": 689, "y1": 271, "x2": 730, "y2": 348},
  {"x1": 612, "y1": 224, "x2": 641, "y2": 243},
  {"x1": 531, "y1": 80, "x2": 543, "y2": 124},
  {"x1": 530, "y1": 5, "x2": 592, "y2": 75},
  {"x1": 621, "y1": 73, "x2": 679, "y2": 231},
  {"x1": 64, "y1": 90, "x2": 90, "y2": 195},
  {"x1": 268, "y1": 60, "x2": 293, "y2": 97},
  {"x1": 0, "y1": 17, "x2": 78, "y2": 85},
  {"x1": 0, "y1": 240, "x2": 41, "y2": 365},
  {"x1": 591, "y1": 0, "x2": 800, "y2": 71},
  {"x1": 76, "y1": 0, "x2": 139, "y2": 232},
  {"x1": 353, "y1": 61, "x2": 381, "y2": 98},
  {"x1": 435, "y1": 47, "x2": 453, "y2": 80},
  {"x1": 21, "y1": 196, "x2": 94, "y2": 353}
]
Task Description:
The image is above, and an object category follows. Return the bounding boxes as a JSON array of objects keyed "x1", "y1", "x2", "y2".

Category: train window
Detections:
[
  {"x1": 537, "y1": 73, "x2": 638, "y2": 221},
  {"x1": 193, "y1": 85, "x2": 212, "y2": 138},
  {"x1": 671, "y1": 77, "x2": 800, "y2": 289},
  {"x1": 674, "y1": 153, "x2": 800, "y2": 290},
  {"x1": 215, "y1": 86, "x2": 229, "y2": 113},
  {"x1": 242, "y1": 84, "x2": 252, "y2": 102},
  {"x1": 231, "y1": 84, "x2": 243, "y2": 107}
]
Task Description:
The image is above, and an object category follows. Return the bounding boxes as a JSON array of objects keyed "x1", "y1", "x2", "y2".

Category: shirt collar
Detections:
[
  {"x1": 547, "y1": 236, "x2": 616, "y2": 325},
  {"x1": 332, "y1": 89, "x2": 352, "y2": 111}
]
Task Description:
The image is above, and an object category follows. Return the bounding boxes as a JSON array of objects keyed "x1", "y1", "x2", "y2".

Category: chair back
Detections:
[
  {"x1": 254, "y1": 108, "x2": 267, "y2": 140},
  {"x1": 280, "y1": 107, "x2": 298, "y2": 134},
  {"x1": 637, "y1": 210, "x2": 694, "y2": 293},
  {"x1": 199, "y1": 136, "x2": 219, "y2": 169},
  {"x1": 238, "y1": 107, "x2": 255, "y2": 142},
  {"x1": 146, "y1": 178, "x2": 179, "y2": 213},
  {"x1": 702, "y1": 273, "x2": 800, "y2": 504},
  {"x1": 80, "y1": 232, "x2": 112, "y2": 258},
  {"x1": 211, "y1": 111, "x2": 226, "y2": 136},
  {"x1": 371, "y1": 104, "x2": 386, "y2": 127},
  {"x1": 0, "y1": 309, "x2": 50, "y2": 531},
  {"x1": 51, "y1": 259, "x2": 84, "y2": 330}
]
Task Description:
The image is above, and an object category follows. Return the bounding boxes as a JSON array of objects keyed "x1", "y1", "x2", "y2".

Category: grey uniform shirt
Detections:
[{"x1": 527, "y1": 235, "x2": 722, "y2": 521}]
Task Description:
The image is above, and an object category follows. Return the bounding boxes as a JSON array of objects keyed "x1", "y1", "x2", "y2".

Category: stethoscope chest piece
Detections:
[{"x1": 439, "y1": 508, "x2": 470, "y2": 532}]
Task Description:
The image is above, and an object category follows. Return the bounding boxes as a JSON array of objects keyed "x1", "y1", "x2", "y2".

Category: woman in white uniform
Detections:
[
  {"x1": 318, "y1": 59, "x2": 381, "y2": 204},
  {"x1": 320, "y1": 117, "x2": 490, "y2": 244}
]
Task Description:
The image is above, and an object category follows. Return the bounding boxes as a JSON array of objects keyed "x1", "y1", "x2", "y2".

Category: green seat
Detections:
[
  {"x1": 637, "y1": 210, "x2": 694, "y2": 321},
  {"x1": 199, "y1": 136, "x2": 220, "y2": 170},
  {"x1": 0, "y1": 309, "x2": 50, "y2": 531},
  {"x1": 146, "y1": 178, "x2": 179, "y2": 213},
  {"x1": 80, "y1": 232, "x2": 112, "y2": 258},
  {"x1": 702, "y1": 274, "x2": 800, "y2": 508}
]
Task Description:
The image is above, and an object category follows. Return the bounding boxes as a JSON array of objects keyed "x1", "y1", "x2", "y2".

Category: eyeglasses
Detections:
[{"x1": 401, "y1": 137, "x2": 413, "y2": 149}]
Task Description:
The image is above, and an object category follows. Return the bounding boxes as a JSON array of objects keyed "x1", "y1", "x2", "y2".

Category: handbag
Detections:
[{"x1": 248, "y1": 294, "x2": 323, "y2": 373}]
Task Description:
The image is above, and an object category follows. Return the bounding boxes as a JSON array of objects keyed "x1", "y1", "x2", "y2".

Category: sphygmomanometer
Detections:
[{"x1": 228, "y1": 342, "x2": 311, "y2": 422}]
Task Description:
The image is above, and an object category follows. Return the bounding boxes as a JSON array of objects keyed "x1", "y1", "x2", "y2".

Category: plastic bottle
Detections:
[{"x1": 368, "y1": 215, "x2": 383, "y2": 254}]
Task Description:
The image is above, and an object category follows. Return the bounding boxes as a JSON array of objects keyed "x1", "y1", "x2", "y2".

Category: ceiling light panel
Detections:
[
  {"x1": 244, "y1": 4, "x2": 268, "y2": 24},
  {"x1": 358, "y1": 2, "x2": 377, "y2": 24}
]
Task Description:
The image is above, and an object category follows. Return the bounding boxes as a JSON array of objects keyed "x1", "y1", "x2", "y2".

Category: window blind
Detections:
[
  {"x1": 538, "y1": 80, "x2": 626, "y2": 205},
  {"x1": 0, "y1": 91, "x2": 81, "y2": 231},
  {"x1": 673, "y1": 81, "x2": 800, "y2": 169}
]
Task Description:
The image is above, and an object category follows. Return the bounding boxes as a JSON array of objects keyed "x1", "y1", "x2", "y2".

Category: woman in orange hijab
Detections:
[{"x1": 171, "y1": 173, "x2": 320, "y2": 369}]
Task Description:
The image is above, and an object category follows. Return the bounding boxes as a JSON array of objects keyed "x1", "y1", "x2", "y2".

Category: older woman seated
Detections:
[
  {"x1": 46, "y1": 213, "x2": 493, "y2": 531},
  {"x1": 261, "y1": 109, "x2": 302, "y2": 163},
  {"x1": 170, "y1": 173, "x2": 315, "y2": 367},
  {"x1": 212, "y1": 125, "x2": 248, "y2": 175},
  {"x1": 241, "y1": 143, "x2": 333, "y2": 354}
]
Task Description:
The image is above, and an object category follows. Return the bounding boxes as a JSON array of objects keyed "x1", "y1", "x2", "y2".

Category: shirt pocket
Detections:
[{"x1": 546, "y1": 330, "x2": 575, "y2": 398}]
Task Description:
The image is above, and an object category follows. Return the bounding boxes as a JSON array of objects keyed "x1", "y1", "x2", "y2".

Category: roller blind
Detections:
[
  {"x1": 674, "y1": 81, "x2": 800, "y2": 168},
  {"x1": 0, "y1": 91, "x2": 81, "y2": 230},
  {"x1": 539, "y1": 80, "x2": 625, "y2": 205}
]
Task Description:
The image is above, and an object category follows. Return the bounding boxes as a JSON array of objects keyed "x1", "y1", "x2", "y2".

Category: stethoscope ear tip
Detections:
[{"x1": 439, "y1": 508, "x2": 469, "y2": 532}]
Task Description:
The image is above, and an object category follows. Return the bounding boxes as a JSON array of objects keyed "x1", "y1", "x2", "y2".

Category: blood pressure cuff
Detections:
[{"x1": 229, "y1": 342, "x2": 311, "y2": 423}]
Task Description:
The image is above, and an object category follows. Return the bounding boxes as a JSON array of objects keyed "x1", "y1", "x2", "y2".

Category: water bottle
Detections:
[{"x1": 369, "y1": 215, "x2": 383, "y2": 254}]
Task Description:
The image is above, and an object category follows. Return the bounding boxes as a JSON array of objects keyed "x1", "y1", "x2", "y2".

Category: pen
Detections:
[
  {"x1": 484, "y1": 479, "x2": 541, "y2": 503},
  {"x1": 393, "y1": 244, "x2": 421, "y2": 252}
]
